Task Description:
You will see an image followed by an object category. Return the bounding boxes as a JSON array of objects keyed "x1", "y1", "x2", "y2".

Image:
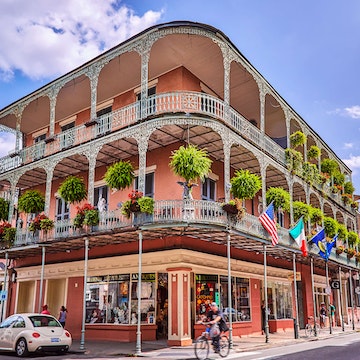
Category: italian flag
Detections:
[{"x1": 289, "y1": 218, "x2": 308, "y2": 257}]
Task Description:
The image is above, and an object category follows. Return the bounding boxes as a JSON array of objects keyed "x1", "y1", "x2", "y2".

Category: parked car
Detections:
[{"x1": 0, "y1": 313, "x2": 72, "y2": 357}]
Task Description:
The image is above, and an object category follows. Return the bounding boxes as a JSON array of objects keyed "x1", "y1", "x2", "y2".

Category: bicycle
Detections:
[
  {"x1": 194, "y1": 322, "x2": 230, "y2": 360},
  {"x1": 304, "y1": 316, "x2": 321, "y2": 337}
]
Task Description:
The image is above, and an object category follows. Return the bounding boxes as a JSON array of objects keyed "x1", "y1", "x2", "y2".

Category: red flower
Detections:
[
  {"x1": 128, "y1": 190, "x2": 143, "y2": 203},
  {"x1": 76, "y1": 203, "x2": 95, "y2": 215}
]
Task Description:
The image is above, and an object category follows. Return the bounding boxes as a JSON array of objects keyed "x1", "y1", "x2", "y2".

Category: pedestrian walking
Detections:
[{"x1": 58, "y1": 305, "x2": 67, "y2": 327}]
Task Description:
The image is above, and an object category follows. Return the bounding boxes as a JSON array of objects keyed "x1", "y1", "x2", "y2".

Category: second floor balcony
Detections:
[{"x1": 3, "y1": 199, "x2": 355, "y2": 272}]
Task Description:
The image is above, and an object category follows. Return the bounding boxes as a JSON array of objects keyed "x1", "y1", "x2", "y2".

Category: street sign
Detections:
[
  {"x1": 0, "y1": 291, "x2": 7, "y2": 301},
  {"x1": 330, "y1": 280, "x2": 340, "y2": 290}
]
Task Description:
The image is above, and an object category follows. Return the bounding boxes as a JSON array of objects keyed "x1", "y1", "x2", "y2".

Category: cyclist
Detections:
[{"x1": 206, "y1": 302, "x2": 225, "y2": 353}]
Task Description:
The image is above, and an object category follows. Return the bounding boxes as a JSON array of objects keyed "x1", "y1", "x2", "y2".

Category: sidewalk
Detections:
[{"x1": 69, "y1": 325, "x2": 359, "y2": 359}]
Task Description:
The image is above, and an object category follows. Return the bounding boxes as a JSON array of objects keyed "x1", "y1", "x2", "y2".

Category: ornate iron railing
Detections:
[{"x1": 9, "y1": 199, "x2": 356, "y2": 268}]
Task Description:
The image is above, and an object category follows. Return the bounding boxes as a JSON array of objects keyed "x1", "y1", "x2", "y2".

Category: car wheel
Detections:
[{"x1": 16, "y1": 338, "x2": 29, "y2": 357}]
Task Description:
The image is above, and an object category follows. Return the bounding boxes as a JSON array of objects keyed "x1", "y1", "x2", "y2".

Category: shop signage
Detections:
[{"x1": 287, "y1": 272, "x2": 301, "y2": 281}]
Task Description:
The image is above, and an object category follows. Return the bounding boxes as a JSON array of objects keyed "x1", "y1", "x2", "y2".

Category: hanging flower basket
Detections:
[
  {"x1": 129, "y1": 203, "x2": 141, "y2": 213},
  {"x1": 222, "y1": 203, "x2": 238, "y2": 214},
  {"x1": 336, "y1": 246, "x2": 344, "y2": 255}
]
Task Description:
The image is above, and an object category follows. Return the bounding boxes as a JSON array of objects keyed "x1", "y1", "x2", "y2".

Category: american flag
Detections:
[{"x1": 259, "y1": 202, "x2": 279, "y2": 246}]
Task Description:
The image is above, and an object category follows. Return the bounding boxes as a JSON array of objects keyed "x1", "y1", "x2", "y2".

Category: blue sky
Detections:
[{"x1": 1, "y1": 0, "x2": 360, "y2": 191}]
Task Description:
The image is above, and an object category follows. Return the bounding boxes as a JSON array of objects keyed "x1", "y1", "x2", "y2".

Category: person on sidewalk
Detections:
[
  {"x1": 41, "y1": 304, "x2": 51, "y2": 315},
  {"x1": 320, "y1": 302, "x2": 327, "y2": 328},
  {"x1": 329, "y1": 303, "x2": 336, "y2": 327},
  {"x1": 58, "y1": 305, "x2": 67, "y2": 327}
]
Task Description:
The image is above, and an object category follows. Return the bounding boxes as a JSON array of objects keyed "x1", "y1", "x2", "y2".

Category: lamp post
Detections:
[
  {"x1": 226, "y1": 229, "x2": 233, "y2": 348},
  {"x1": 80, "y1": 238, "x2": 89, "y2": 351},
  {"x1": 135, "y1": 230, "x2": 143, "y2": 355}
]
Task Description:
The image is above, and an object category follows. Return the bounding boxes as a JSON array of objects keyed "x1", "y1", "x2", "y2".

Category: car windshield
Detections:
[{"x1": 29, "y1": 315, "x2": 61, "y2": 328}]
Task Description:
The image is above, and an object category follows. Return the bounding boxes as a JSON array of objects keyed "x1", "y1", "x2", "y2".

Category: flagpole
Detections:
[
  {"x1": 310, "y1": 257, "x2": 318, "y2": 336},
  {"x1": 292, "y1": 253, "x2": 299, "y2": 339},
  {"x1": 263, "y1": 244, "x2": 269, "y2": 343},
  {"x1": 325, "y1": 261, "x2": 332, "y2": 334}
]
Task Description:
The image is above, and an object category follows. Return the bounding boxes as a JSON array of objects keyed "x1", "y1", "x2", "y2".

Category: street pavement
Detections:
[{"x1": 68, "y1": 324, "x2": 360, "y2": 359}]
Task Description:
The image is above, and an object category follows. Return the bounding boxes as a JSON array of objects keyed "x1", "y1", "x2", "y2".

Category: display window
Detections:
[
  {"x1": 220, "y1": 275, "x2": 250, "y2": 322},
  {"x1": 265, "y1": 281, "x2": 293, "y2": 319},
  {"x1": 131, "y1": 273, "x2": 156, "y2": 324},
  {"x1": 86, "y1": 273, "x2": 158, "y2": 324},
  {"x1": 195, "y1": 274, "x2": 251, "y2": 323},
  {"x1": 195, "y1": 274, "x2": 218, "y2": 320}
]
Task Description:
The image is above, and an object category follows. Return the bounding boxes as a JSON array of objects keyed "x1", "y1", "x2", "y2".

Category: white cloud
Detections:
[
  {"x1": 0, "y1": 0, "x2": 163, "y2": 81},
  {"x1": 344, "y1": 106, "x2": 360, "y2": 119},
  {"x1": 344, "y1": 142, "x2": 354, "y2": 149},
  {"x1": 0, "y1": 133, "x2": 16, "y2": 157},
  {"x1": 343, "y1": 155, "x2": 360, "y2": 169}
]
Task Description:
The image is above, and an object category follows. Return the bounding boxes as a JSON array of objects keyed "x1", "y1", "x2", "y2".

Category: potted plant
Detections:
[
  {"x1": 336, "y1": 245, "x2": 345, "y2": 255},
  {"x1": 309, "y1": 206, "x2": 324, "y2": 228},
  {"x1": 345, "y1": 247, "x2": 356, "y2": 259},
  {"x1": 58, "y1": 176, "x2": 87, "y2": 204},
  {"x1": 73, "y1": 203, "x2": 99, "y2": 230},
  {"x1": 104, "y1": 160, "x2": 135, "y2": 191},
  {"x1": 137, "y1": 196, "x2": 155, "y2": 215},
  {"x1": 323, "y1": 216, "x2": 338, "y2": 239},
  {"x1": 83, "y1": 209, "x2": 100, "y2": 227},
  {"x1": 221, "y1": 199, "x2": 238, "y2": 214},
  {"x1": 18, "y1": 190, "x2": 45, "y2": 214},
  {"x1": 348, "y1": 231, "x2": 359, "y2": 248},
  {"x1": 0, "y1": 221, "x2": 12, "y2": 247},
  {"x1": 307, "y1": 145, "x2": 321, "y2": 163},
  {"x1": 293, "y1": 201, "x2": 311, "y2": 223},
  {"x1": 226, "y1": 169, "x2": 261, "y2": 220},
  {"x1": 0, "y1": 198, "x2": 9, "y2": 221},
  {"x1": 285, "y1": 148, "x2": 303, "y2": 174},
  {"x1": 121, "y1": 190, "x2": 154, "y2": 218},
  {"x1": 265, "y1": 187, "x2": 290, "y2": 212},
  {"x1": 3, "y1": 227, "x2": 16, "y2": 247},
  {"x1": 290, "y1": 130, "x2": 306, "y2": 148},
  {"x1": 169, "y1": 144, "x2": 212, "y2": 200},
  {"x1": 337, "y1": 223, "x2": 348, "y2": 242}
]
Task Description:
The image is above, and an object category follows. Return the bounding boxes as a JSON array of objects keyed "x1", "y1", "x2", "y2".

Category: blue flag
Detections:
[{"x1": 311, "y1": 228, "x2": 336, "y2": 260}]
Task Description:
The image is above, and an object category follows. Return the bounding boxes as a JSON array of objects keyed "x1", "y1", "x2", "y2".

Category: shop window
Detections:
[
  {"x1": 220, "y1": 276, "x2": 250, "y2": 322},
  {"x1": 131, "y1": 273, "x2": 156, "y2": 324},
  {"x1": 266, "y1": 282, "x2": 293, "y2": 320},
  {"x1": 86, "y1": 274, "x2": 130, "y2": 324},
  {"x1": 195, "y1": 274, "x2": 219, "y2": 321}
]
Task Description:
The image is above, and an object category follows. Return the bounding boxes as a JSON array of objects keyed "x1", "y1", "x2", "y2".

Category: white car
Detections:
[{"x1": 0, "y1": 313, "x2": 72, "y2": 357}]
